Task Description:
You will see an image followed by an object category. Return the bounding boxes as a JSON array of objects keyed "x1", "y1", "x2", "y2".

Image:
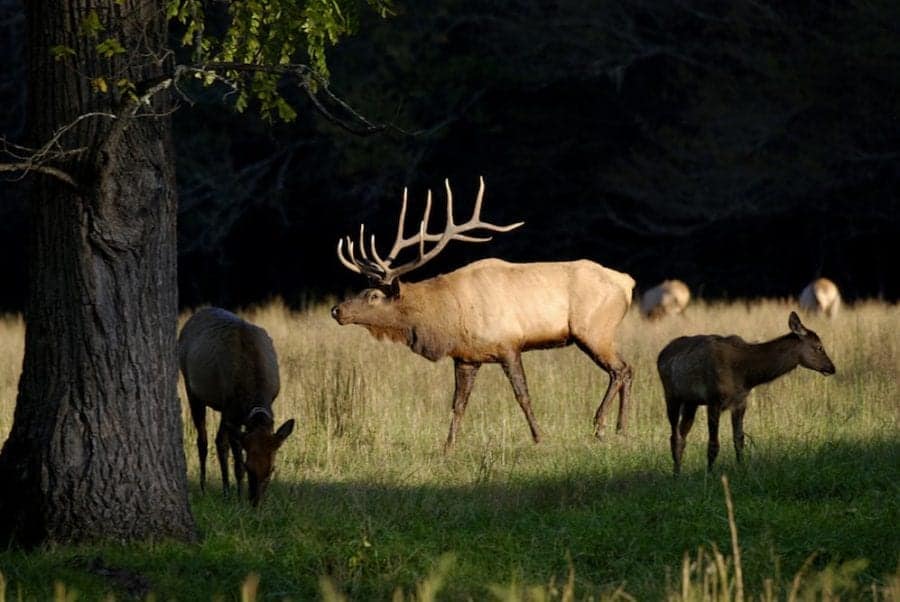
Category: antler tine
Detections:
[
  {"x1": 421, "y1": 189, "x2": 433, "y2": 242},
  {"x1": 465, "y1": 175, "x2": 524, "y2": 233},
  {"x1": 357, "y1": 224, "x2": 369, "y2": 260},
  {"x1": 386, "y1": 187, "x2": 410, "y2": 262},
  {"x1": 336, "y1": 238, "x2": 362, "y2": 274},
  {"x1": 370, "y1": 234, "x2": 391, "y2": 274},
  {"x1": 386, "y1": 186, "x2": 435, "y2": 261},
  {"x1": 473, "y1": 175, "x2": 484, "y2": 217},
  {"x1": 444, "y1": 179, "x2": 455, "y2": 228},
  {"x1": 418, "y1": 216, "x2": 427, "y2": 259}
]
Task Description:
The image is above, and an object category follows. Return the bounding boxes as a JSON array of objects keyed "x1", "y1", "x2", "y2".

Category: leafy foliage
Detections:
[{"x1": 168, "y1": 0, "x2": 395, "y2": 120}]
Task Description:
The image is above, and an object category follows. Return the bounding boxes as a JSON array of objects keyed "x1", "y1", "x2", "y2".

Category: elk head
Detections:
[
  {"x1": 241, "y1": 407, "x2": 295, "y2": 507},
  {"x1": 330, "y1": 176, "x2": 523, "y2": 327},
  {"x1": 788, "y1": 311, "x2": 836, "y2": 375}
]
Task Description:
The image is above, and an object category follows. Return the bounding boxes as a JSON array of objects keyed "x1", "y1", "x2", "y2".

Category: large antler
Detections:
[{"x1": 336, "y1": 176, "x2": 524, "y2": 286}]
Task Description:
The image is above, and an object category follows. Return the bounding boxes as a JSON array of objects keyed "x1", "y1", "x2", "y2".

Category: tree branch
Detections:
[{"x1": 0, "y1": 162, "x2": 78, "y2": 188}]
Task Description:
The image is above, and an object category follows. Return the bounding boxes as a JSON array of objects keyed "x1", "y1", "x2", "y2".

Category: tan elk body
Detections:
[
  {"x1": 799, "y1": 277, "x2": 841, "y2": 318},
  {"x1": 178, "y1": 307, "x2": 295, "y2": 506},
  {"x1": 331, "y1": 177, "x2": 635, "y2": 449},
  {"x1": 640, "y1": 279, "x2": 691, "y2": 320},
  {"x1": 657, "y1": 311, "x2": 835, "y2": 474}
]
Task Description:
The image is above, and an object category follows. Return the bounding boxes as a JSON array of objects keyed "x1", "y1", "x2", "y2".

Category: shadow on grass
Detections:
[{"x1": 0, "y1": 437, "x2": 896, "y2": 600}]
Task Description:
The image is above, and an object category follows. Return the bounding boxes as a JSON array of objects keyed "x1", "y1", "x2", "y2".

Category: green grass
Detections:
[{"x1": 0, "y1": 300, "x2": 898, "y2": 600}]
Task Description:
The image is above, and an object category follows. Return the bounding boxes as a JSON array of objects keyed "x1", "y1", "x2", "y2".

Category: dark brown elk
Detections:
[
  {"x1": 178, "y1": 307, "x2": 295, "y2": 506},
  {"x1": 657, "y1": 311, "x2": 835, "y2": 475},
  {"x1": 331, "y1": 177, "x2": 635, "y2": 450}
]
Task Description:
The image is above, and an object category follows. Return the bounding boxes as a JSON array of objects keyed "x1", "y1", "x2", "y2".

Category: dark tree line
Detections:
[{"x1": 3, "y1": 0, "x2": 899, "y2": 314}]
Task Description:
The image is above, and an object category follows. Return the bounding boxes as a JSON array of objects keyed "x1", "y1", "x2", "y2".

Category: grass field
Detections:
[{"x1": 0, "y1": 299, "x2": 898, "y2": 600}]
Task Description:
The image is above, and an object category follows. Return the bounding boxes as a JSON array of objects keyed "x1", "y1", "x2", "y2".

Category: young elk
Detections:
[
  {"x1": 640, "y1": 279, "x2": 691, "y2": 320},
  {"x1": 657, "y1": 311, "x2": 835, "y2": 475},
  {"x1": 178, "y1": 307, "x2": 295, "y2": 506},
  {"x1": 799, "y1": 277, "x2": 841, "y2": 318},
  {"x1": 331, "y1": 177, "x2": 636, "y2": 450}
]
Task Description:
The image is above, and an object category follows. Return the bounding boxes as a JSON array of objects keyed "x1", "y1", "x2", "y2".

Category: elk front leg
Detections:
[
  {"x1": 501, "y1": 353, "x2": 542, "y2": 444},
  {"x1": 731, "y1": 405, "x2": 747, "y2": 464},
  {"x1": 228, "y1": 430, "x2": 246, "y2": 499},
  {"x1": 444, "y1": 360, "x2": 480, "y2": 453},
  {"x1": 215, "y1": 421, "x2": 231, "y2": 495},
  {"x1": 706, "y1": 405, "x2": 722, "y2": 472}
]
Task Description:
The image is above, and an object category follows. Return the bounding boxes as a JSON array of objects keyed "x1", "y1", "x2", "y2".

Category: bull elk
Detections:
[
  {"x1": 331, "y1": 177, "x2": 636, "y2": 450},
  {"x1": 639, "y1": 279, "x2": 691, "y2": 320},
  {"x1": 178, "y1": 307, "x2": 295, "y2": 506},
  {"x1": 799, "y1": 277, "x2": 841, "y2": 318},
  {"x1": 657, "y1": 311, "x2": 835, "y2": 475}
]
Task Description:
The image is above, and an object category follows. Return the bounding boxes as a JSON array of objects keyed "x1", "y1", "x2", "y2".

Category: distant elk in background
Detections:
[
  {"x1": 799, "y1": 277, "x2": 841, "y2": 318},
  {"x1": 657, "y1": 311, "x2": 836, "y2": 475},
  {"x1": 331, "y1": 177, "x2": 636, "y2": 450},
  {"x1": 640, "y1": 279, "x2": 691, "y2": 320},
  {"x1": 178, "y1": 307, "x2": 296, "y2": 506}
]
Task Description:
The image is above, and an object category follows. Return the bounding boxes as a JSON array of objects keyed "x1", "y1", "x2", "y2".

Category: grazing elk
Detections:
[
  {"x1": 657, "y1": 311, "x2": 835, "y2": 474},
  {"x1": 178, "y1": 307, "x2": 295, "y2": 506},
  {"x1": 331, "y1": 177, "x2": 636, "y2": 450},
  {"x1": 640, "y1": 279, "x2": 691, "y2": 320},
  {"x1": 799, "y1": 277, "x2": 841, "y2": 318}
]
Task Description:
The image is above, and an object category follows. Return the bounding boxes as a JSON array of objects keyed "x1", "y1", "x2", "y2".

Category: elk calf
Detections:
[
  {"x1": 640, "y1": 279, "x2": 691, "y2": 320},
  {"x1": 332, "y1": 177, "x2": 635, "y2": 450},
  {"x1": 657, "y1": 311, "x2": 835, "y2": 474},
  {"x1": 178, "y1": 307, "x2": 295, "y2": 506},
  {"x1": 799, "y1": 277, "x2": 841, "y2": 318}
]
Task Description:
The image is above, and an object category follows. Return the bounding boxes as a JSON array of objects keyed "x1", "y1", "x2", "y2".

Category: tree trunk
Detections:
[{"x1": 0, "y1": 0, "x2": 196, "y2": 546}]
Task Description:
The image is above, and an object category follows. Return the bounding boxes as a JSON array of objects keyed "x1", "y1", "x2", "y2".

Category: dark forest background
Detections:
[{"x1": 1, "y1": 0, "x2": 898, "y2": 312}]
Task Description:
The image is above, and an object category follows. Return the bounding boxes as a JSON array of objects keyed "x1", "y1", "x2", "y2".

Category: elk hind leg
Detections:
[
  {"x1": 672, "y1": 403, "x2": 697, "y2": 475},
  {"x1": 501, "y1": 353, "x2": 541, "y2": 444},
  {"x1": 731, "y1": 405, "x2": 747, "y2": 464},
  {"x1": 444, "y1": 360, "x2": 480, "y2": 453},
  {"x1": 576, "y1": 339, "x2": 631, "y2": 438},
  {"x1": 187, "y1": 392, "x2": 208, "y2": 491},
  {"x1": 707, "y1": 405, "x2": 722, "y2": 472}
]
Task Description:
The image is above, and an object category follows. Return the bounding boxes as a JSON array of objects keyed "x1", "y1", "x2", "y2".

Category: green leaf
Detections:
[
  {"x1": 91, "y1": 77, "x2": 108, "y2": 93},
  {"x1": 275, "y1": 97, "x2": 297, "y2": 122},
  {"x1": 80, "y1": 10, "x2": 104, "y2": 39},
  {"x1": 234, "y1": 91, "x2": 248, "y2": 113},
  {"x1": 49, "y1": 45, "x2": 76, "y2": 60},
  {"x1": 96, "y1": 38, "x2": 126, "y2": 58}
]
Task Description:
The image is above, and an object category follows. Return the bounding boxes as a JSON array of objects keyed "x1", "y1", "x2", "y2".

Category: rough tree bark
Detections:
[{"x1": 0, "y1": 0, "x2": 196, "y2": 545}]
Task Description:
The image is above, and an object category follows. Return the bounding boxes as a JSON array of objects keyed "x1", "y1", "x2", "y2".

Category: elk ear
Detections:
[
  {"x1": 274, "y1": 419, "x2": 295, "y2": 446},
  {"x1": 789, "y1": 311, "x2": 807, "y2": 336}
]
